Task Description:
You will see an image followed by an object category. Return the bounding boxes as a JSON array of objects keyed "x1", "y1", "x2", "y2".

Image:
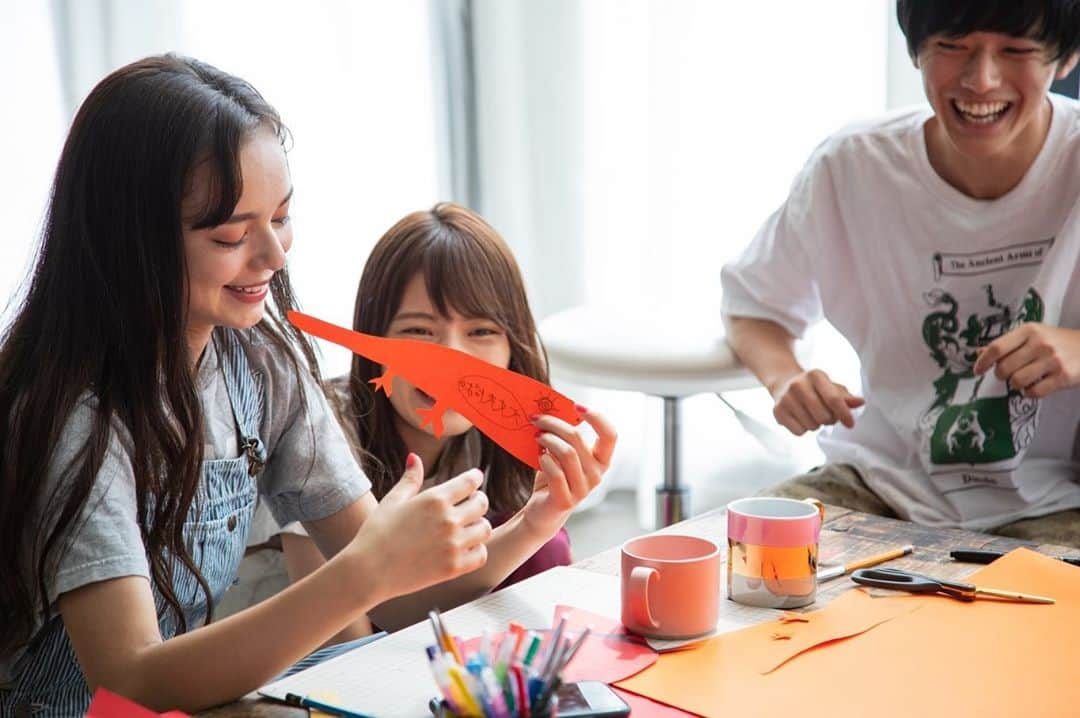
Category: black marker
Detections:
[{"x1": 950, "y1": 548, "x2": 1080, "y2": 568}]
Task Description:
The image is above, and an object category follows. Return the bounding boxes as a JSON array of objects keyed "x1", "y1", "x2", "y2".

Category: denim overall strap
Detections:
[
  {"x1": 2, "y1": 330, "x2": 265, "y2": 717},
  {"x1": 156, "y1": 329, "x2": 263, "y2": 634},
  {"x1": 217, "y1": 329, "x2": 267, "y2": 478}
]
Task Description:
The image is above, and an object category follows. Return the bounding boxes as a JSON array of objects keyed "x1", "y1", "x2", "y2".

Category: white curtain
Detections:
[
  {"x1": 468, "y1": 1, "x2": 897, "y2": 521},
  {"x1": 1, "y1": 3, "x2": 65, "y2": 324},
  {"x1": 7, "y1": 0, "x2": 442, "y2": 377},
  {"x1": 469, "y1": 0, "x2": 588, "y2": 320}
]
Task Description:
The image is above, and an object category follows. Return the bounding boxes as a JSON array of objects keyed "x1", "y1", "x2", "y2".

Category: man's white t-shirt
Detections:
[{"x1": 722, "y1": 93, "x2": 1080, "y2": 530}]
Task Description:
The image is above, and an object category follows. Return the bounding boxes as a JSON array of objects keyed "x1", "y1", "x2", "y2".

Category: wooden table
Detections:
[{"x1": 200, "y1": 505, "x2": 1080, "y2": 716}]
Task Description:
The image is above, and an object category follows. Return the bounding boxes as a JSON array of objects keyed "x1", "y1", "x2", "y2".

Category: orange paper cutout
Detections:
[
  {"x1": 778, "y1": 612, "x2": 810, "y2": 624},
  {"x1": 288, "y1": 311, "x2": 582, "y2": 469},
  {"x1": 616, "y1": 549, "x2": 1077, "y2": 718}
]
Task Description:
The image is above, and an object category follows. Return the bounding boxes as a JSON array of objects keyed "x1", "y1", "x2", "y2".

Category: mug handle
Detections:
[
  {"x1": 802, "y1": 497, "x2": 826, "y2": 525},
  {"x1": 628, "y1": 566, "x2": 660, "y2": 630}
]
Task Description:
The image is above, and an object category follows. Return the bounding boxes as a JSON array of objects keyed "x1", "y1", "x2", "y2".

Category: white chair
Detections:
[{"x1": 540, "y1": 305, "x2": 759, "y2": 527}]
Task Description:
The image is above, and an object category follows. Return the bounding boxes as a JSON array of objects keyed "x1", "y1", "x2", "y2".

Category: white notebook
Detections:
[{"x1": 258, "y1": 567, "x2": 622, "y2": 717}]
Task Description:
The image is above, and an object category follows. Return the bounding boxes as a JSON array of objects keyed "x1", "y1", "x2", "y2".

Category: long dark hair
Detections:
[
  {"x1": 0, "y1": 54, "x2": 318, "y2": 656},
  {"x1": 345, "y1": 202, "x2": 548, "y2": 515}
]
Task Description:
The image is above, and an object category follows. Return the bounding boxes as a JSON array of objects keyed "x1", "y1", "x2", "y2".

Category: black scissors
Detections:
[{"x1": 850, "y1": 567, "x2": 1054, "y2": 604}]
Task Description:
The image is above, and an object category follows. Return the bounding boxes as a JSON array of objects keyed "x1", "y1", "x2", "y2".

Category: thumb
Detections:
[{"x1": 382, "y1": 452, "x2": 425, "y2": 506}]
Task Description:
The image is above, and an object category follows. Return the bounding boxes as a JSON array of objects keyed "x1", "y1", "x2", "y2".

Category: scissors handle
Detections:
[{"x1": 851, "y1": 568, "x2": 976, "y2": 600}]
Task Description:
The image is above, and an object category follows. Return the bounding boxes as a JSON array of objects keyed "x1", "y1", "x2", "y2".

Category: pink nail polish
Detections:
[
  {"x1": 405, "y1": 452, "x2": 417, "y2": 469},
  {"x1": 575, "y1": 404, "x2": 588, "y2": 414}
]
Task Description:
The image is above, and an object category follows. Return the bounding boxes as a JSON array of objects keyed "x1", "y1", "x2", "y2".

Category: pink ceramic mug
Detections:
[{"x1": 620, "y1": 534, "x2": 721, "y2": 640}]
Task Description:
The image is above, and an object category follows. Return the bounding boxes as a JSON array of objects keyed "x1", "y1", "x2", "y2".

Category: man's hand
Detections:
[
  {"x1": 769, "y1": 369, "x2": 864, "y2": 436},
  {"x1": 974, "y1": 323, "x2": 1080, "y2": 398}
]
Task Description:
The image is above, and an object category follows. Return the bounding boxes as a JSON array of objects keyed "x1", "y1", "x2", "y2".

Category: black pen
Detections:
[
  {"x1": 532, "y1": 675, "x2": 563, "y2": 715},
  {"x1": 284, "y1": 692, "x2": 375, "y2": 718},
  {"x1": 950, "y1": 548, "x2": 1080, "y2": 568}
]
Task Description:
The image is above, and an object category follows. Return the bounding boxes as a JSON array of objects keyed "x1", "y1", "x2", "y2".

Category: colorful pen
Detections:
[
  {"x1": 447, "y1": 663, "x2": 483, "y2": 717},
  {"x1": 433, "y1": 609, "x2": 465, "y2": 665},
  {"x1": 532, "y1": 675, "x2": 562, "y2": 716},
  {"x1": 512, "y1": 664, "x2": 529, "y2": 718},
  {"x1": 539, "y1": 637, "x2": 569, "y2": 687},
  {"x1": 429, "y1": 610, "x2": 451, "y2": 656},
  {"x1": 426, "y1": 646, "x2": 466, "y2": 715},
  {"x1": 522, "y1": 633, "x2": 542, "y2": 667},
  {"x1": 558, "y1": 627, "x2": 591, "y2": 673},
  {"x1": 537, "y1": 616, "x2": 566, "y2": 674},
  {"x1": 284, "y1": 692, "x2": 375, "y2": 718},
  {"x1": 508, "y1": 621, "x2": 526, "y2": 659}
]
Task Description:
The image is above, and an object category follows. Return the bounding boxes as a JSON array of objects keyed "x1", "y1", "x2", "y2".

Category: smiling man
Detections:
[{"x1": 722, "y1": 1, "x2": 1080, "y2": 546}]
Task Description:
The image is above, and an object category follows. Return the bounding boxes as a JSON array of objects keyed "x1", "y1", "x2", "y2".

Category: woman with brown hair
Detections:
[
  {"x1": 0, "y1": 59, "x2": 492, "y2": 715},
  {"x1": 250, "y1": 202, "x2": 616, "y2": 631}
]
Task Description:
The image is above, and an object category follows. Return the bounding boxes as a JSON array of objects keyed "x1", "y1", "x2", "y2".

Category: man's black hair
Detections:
[{"x1": 897, "y1": 0, "x2": 1080, "y2": 61}]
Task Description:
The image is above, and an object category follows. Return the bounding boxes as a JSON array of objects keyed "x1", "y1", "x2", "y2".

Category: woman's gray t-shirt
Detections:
[{"x1": 0, "y1": 330, "x2": 369, "y2": 685}]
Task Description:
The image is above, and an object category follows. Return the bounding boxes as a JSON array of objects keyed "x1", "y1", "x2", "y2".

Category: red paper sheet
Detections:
[
  {"x1": 550, "y1": 605, "x2": 658, "y2": 684},
  {"x1": 456, "y1": 606, "x2": 698, "y2": 716},
  {"x1": 86, "y1": 688, "x2": 189, "y2": 718}
]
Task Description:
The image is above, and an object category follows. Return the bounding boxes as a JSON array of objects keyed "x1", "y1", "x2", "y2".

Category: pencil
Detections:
[
  {"x1": 817, "y1": 544, "x2": 915, "y2": 581},
  {"x1": 433, "y1": 609, "x2": 465, "y2": 665}
]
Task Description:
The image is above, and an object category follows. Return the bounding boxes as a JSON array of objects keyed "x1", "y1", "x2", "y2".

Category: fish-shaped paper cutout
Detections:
[{"x1": 288, "y1": 311, "x2": 583, "y2": 469}]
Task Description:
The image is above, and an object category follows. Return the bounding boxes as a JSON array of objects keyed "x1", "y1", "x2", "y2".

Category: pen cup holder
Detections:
[{"x1": 432, "y1": 696, "x2": 558, "y2": 717}]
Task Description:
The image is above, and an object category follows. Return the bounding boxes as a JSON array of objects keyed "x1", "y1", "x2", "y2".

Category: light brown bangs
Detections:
[{"x1": 420, "y1": 228, "x2": 517, "y2": 328}]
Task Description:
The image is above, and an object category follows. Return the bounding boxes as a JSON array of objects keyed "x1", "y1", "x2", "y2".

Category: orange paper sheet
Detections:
[
  {"x1": 289, "y1": 311, "x2": 581, "y2": 469},
  {"x1": 614, "y1": 687, "x2": 702, "y2": 717},
  {"x1": 616, "y1": 548, "x2": 1079, "y2": 718}
]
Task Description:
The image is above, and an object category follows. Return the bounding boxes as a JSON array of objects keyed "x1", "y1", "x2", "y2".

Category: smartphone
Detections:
[
  {"x1": 428, "y1": 680, "x2": 630, "y2": 717},
  {"x1": 554, "y1": 680, "x2": 631, "y2": 717}
]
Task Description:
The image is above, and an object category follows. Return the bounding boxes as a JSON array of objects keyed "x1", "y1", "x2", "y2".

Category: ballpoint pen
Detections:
[{"x1": 284, "y1": 692, "x2": 375, "y2": 718}]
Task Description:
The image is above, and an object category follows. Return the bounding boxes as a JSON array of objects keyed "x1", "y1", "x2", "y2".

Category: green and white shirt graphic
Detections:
[
  {"x1": 919, "y1": 279, "x2": 1043, "y2": 470},
  {"x1": 917, "y1": 241, "x2": 1058, "y2": 497}
]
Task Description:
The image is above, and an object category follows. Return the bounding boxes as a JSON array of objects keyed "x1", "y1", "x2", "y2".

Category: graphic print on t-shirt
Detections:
[{"x1": 919, "y1": 281, "x2": 1044, "y2": 468}]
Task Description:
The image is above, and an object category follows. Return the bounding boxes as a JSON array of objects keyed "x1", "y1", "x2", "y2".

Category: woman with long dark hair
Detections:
[
  {"x1": 0, "y1": 56, "x2": 492, "y2": 715},
  {"x1": 248, "y1": 204, "x2": 617, "y2": 631}
]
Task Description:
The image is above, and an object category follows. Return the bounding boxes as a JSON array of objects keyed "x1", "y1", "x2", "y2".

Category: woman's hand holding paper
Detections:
[{"x1": 521, "y1": 408, "x2": 617, "y2": 537}]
